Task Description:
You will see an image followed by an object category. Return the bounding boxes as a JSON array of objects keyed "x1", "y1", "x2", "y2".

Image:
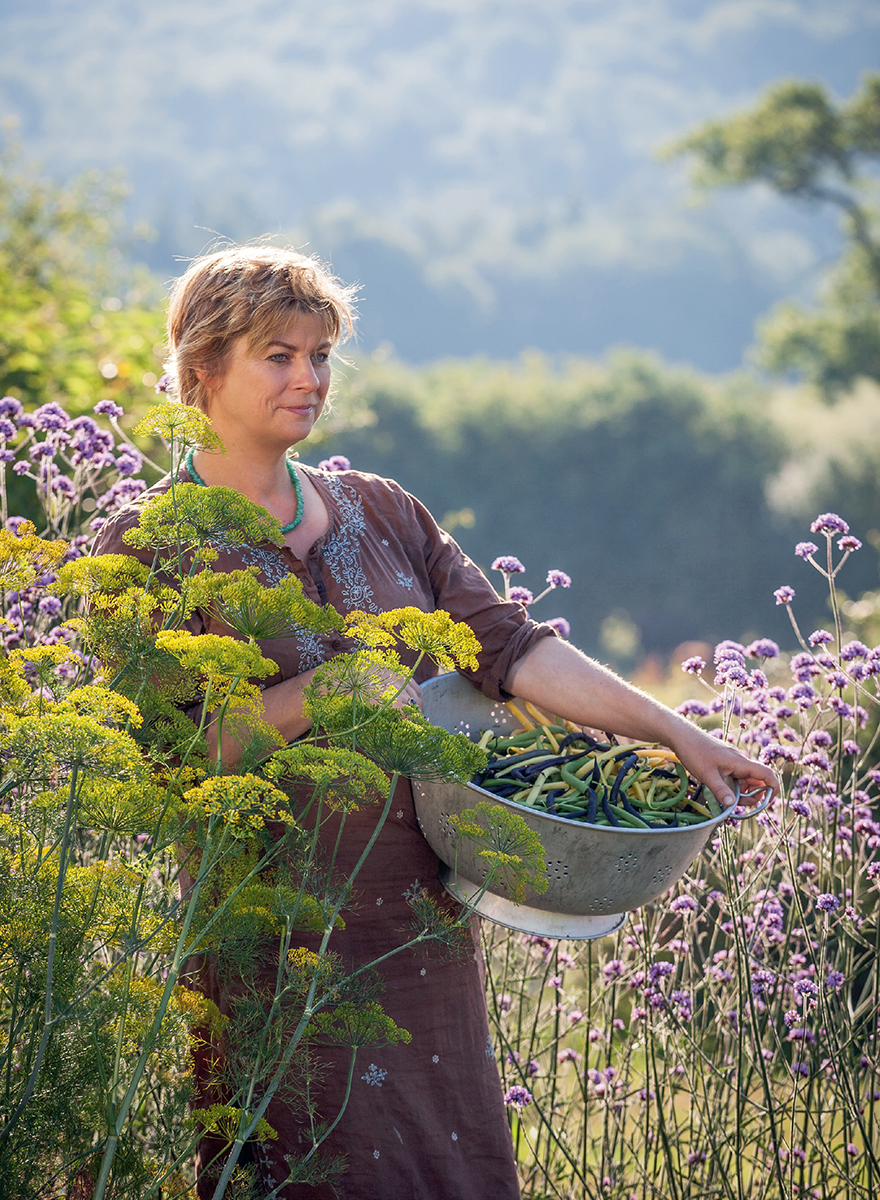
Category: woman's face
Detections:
[{"x1": 200, "y1": 311, "x2": 333, "y2": 453}]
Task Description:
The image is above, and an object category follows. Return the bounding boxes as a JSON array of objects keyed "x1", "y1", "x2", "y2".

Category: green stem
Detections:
[{"x1": 0, "y1": 763, "x2": 80, "y2": 1148}]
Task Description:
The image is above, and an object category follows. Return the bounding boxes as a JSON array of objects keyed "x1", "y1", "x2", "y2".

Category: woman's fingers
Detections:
[
  {"x1": 674, "y1": 732, "x2": 779, "y2": 810},
  {"x1": 372, "y1": 668, "x2": 423, "y2": 712},
  {"x1": 394, "y1": 679, "x2": 423, "y2": 711}
]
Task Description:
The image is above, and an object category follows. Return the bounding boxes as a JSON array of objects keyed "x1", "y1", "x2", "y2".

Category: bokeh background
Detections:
[{"x1": 3, "y1": 0, "x2": 880, "y2": 675}]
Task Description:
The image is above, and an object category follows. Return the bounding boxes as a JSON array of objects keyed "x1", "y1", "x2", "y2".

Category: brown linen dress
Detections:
[{"x1": 93, "y1": 465, "x2": 556, "y2": 1200}]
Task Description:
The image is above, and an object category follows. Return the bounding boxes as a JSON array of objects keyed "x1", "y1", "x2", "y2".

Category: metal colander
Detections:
[{"x1": 412, "y1": 673, "x2": 769, "y2": 939}]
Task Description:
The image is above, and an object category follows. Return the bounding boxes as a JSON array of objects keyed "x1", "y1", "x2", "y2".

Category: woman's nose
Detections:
[{"x1": 289, "y1": 355, "x2": 320, "y2": 390}]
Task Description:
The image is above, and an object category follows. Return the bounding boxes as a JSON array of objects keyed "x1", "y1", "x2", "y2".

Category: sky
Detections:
[{"x1": 2, "y1": 0, "x2": 879, "y2": 367}]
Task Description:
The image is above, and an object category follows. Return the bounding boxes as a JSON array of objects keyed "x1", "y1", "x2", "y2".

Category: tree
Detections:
[
  {"x1": 0, "y1": 142, "x2": 166, "y2": 416},
  {"x1": 668, "y1": 75, "x2": 880, "y2": 399}
]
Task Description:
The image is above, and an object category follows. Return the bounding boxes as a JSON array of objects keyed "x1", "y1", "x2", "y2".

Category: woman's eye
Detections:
[
  {"x1": 268, "y1": 353, "x2": 288, "y2": 363},
  {"x1": 313, "y1": 352, "x2": 330, "y2": 365}
]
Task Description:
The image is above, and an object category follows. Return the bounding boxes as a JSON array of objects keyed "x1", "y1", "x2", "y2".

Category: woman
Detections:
[{"x1": 94, "y1": 246, "x2": 777, "y2": 1199}]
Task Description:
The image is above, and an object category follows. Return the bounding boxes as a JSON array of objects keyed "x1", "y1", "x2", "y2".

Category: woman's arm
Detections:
[
  {"x1": 504, "y1": 637, "x2": 778, "y2": 807},
  {"x1": 209, "y1": 667, "x2": 423, "y2": 766}
]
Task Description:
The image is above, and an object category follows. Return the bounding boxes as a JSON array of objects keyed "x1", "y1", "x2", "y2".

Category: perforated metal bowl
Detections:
[{"x1": 413, "y1": 673, "x2": 769, "y2": 939}]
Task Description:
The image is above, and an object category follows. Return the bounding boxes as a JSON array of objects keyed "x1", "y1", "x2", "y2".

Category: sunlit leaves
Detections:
[
  {"x1": 54, "y1": 552, "x2": 151, "y2": 598},
  {"x1": 307, "y1": 1000, "x2": 411, "y2": 1049},
  {"x1": 264, "y1": 744, "x2": 387, "y2": 811},
  {"x1": 181, "y1": 773, "x2": 291, "y2": 836},
  {"x1": 451, "y1": 800, "x2": 548, "y2": 905},
  {"x1": 123, "y1": 484, "x2": 286, "y2": 554},
  {"x1": 316, "y1": 697, "x2": 486, "y2": 783},
  {"x1": 346, "y1": 606, "x2": 481, "y2": 673},
  {"x1": 0, "y1": 521, "x2": 69, "y2": 592},
  {"x1": 191, "y1": 569, "x2": 344, "y2": 642},
  {"x1": 134, "y1": 403, "x2": 224, "y2": 452}
]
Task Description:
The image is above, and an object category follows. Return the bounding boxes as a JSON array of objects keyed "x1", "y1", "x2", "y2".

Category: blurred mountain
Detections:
[{"x1": 2, "y1": 0, "x2": 878, "y2": 367}]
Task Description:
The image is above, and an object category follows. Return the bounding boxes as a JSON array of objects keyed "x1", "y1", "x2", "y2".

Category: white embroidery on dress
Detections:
[
  {"x1": 373, "y1": 1149, "x2": 380, "y2": 1159},
  {"x1": 381, "y1": 539, "x2": 389, "y2": 546},
  {"x1": 420, "y1": 968, "x2": 427, "y2": 976},
  {"x1": 320, "y1": 474, "x2": 377, "y2": 612},
  {"x1": 432, "y1": 1055, "x2": 439, "y2": 1063},
  {"x1": 486, "y1": 1034, "x2": 496, "y2": 1061},
  {"x1": 362, "y1": 1063, "x2": 387, "y2": 1087},
  {"x1": 396, "y1": 571, "x2": 414, "y2": 590},
  {"x1": 403, "y1": 879, "x2": 424, "y2": 904},
  {"x1": 396, "y1": 810, "x2": 404, "y2": 819},
  {"x1": 451, "y1": 1132, "x2": 458, "y2": 1142},
  {"x1": 231, "y1": 545, "x2": 329, "y2": 670},
  {"x1": 376, "y1": 897, "x2": 383, "y2": 906}
]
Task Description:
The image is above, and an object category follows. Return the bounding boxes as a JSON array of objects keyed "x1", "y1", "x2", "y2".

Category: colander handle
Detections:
[{"x1": 724, "y1": 785, "x2": 774, "y2": 821}]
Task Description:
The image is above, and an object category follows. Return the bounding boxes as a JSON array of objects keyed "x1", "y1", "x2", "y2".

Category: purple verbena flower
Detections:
[
  {"x1": 808, "y1": 629, "x2": 833, "y2": 647},
  {"x1": 0, "y1": 418, "x2": 16, "y2": 441},
  {"x1": 676, "y1": 699, "x2": 710, "y2": 718},
  {"x1": 0, "y1": 396, "x2": 23, "y2": 421},
  {"x1": 842, "y1": 740, "x2": 860, "y2": 756},
  {"x1": 680, "y1": 656, "x2": 706, "y2": 674},
  {"x1": 508, "y1": 586, "x2": 533, "y2": 606},
  {"x1": 154, "y1": 374, "x2": 175, "y2": 394},
  {"x1": 670, "y1": 896, "x2": 697, "y2": 913},
  {"x1": 546, "y1": 569, "x2": 571, "y2": 588},
  {"x1": 867, "y1": 862, "x2": 880, "y2": 881},
  {"x1": 751, "y1": 969, "x2": 776, "y2": 996},
  {"x1": 37, "y1": 597, "x2": 63, "y2": 617},
  {"x1": 94, "y1": 399, "x2": 124, "y2": 417},
  {"x1": 761, "y1": 743, "x2": 797, "y2": 765},
  {"x1": 841, "y1": 640, "x2": 869, "y2": 661},
  {"x1": 746, "y1": 638, "x2": 779, "y2": 659},
  {"x1": 546, "y1": 617, "x2": 570, "y2": 638},
  {"x1": 491, "y1": 556, "x2": 526, "y2": 574},
  {"x1": 839, "y1": 535, "x2": 862, "y2": 552},
  {"x1": 114, "y1": 450, "x2": 142, "y2": 477},
  {"x1": 602, "y1": 960, "x2": 624, "y2": 982},
  {"x1": 825, "y1": 971, "x2": 845, "y2": 992},
  {"x1": 808, "y1": 730, "x2": 832, "y2": 747},
  {"x1": 503, "y1": 1085, "x2": 533, "y2": 1109},
  {"x1": 32, "y1": 402, "x2": 70, "y2": 432},
  {"x1": 784, "y1": 1009, "x2": 800, "y2": 1029},
  {"x1": 714, "y1": 640, "x2": 745, "y2": 664},
  {"x1": 811, "y1": 513, "x2": 848, "y2": 535},
  {"x1": 774, "y1": 586, "x2": 795, "y2": 605},
  {"x1": 816, "y1": 893, "x2": 839, "y2": 912},
  {"x1": 828, "y1": 697, "x2": 854, "y2": 719},
  {"x1": 318, "y1": 454, "x2": 351, "y2": 472},
  {"x1": 795, "y1": 541, "x2": 818, "y2": 559},
  {"x1": 716, "y1": 664, "x2": 749, "y2": 688}
]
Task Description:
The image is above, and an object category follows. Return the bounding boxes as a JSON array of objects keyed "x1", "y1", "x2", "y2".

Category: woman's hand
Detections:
[
  {"x1": 659, "y1": 719, "x2": 776, "y2": 809},
  {"x1": 372, "y1": 668, "x2": 423, "y2": 712},
  {"x1": 505, "y1": 637, "x2": 779, "y2": 809}
]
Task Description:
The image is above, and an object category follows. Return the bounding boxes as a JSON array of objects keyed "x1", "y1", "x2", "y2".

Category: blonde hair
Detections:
[{"x1": 165, "y1": 245, "x2": 357, "y2": 411}]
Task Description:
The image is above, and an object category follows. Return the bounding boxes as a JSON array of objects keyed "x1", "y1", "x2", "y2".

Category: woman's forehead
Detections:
[{"x1": 250, "y1": 309, "x2": 335, "y2": 351}]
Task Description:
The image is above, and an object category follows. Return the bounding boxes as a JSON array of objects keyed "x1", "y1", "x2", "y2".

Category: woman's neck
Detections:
[{"x1": 189, "y1": 446, "x2": 299, "y2": 517}]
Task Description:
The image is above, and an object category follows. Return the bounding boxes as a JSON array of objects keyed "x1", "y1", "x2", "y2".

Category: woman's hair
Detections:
[{"x1": 165, "y1": 244, "x2": 358, "y2": 411}]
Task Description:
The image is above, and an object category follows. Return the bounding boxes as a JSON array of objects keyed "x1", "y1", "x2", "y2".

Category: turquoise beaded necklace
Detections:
[{"x1": 184, "y1": 447, "x2": 305, "y2": 533}]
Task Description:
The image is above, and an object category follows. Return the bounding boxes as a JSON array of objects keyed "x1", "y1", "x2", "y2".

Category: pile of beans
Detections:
[{"x1": 472, "y1": 725, "x2": 722, "y2": 828}]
